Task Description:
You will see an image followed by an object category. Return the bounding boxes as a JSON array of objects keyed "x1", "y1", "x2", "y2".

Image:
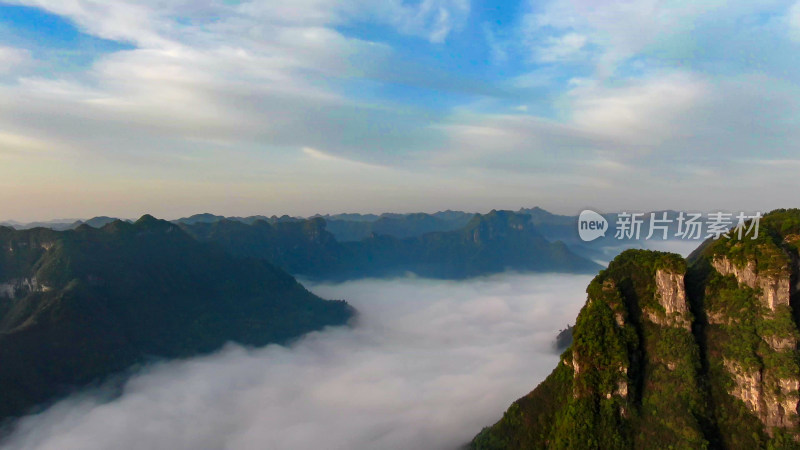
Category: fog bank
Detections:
[{"x1": 2, "y1": 273, "x2": 591, "y2": 450}]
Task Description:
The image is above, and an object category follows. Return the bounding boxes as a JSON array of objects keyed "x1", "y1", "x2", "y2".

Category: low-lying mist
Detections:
[{"x1": 2, "y1": 273, "x2": 592, "y2": 450}]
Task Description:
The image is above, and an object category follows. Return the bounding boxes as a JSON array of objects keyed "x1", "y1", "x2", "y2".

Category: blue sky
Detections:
[{"x1": 1, "y1": 0, "x2": 800, "y2": 221}]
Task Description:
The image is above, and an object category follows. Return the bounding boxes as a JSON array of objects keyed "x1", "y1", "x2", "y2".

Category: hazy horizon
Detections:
[{"x1": 0, "y1": 205, "x2": 781, "y2": 225}]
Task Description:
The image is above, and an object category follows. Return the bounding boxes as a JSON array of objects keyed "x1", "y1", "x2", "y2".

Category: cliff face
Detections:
[
  {"x1": 701, "y1": 216, "x2": 800, "y2": 443},
  {"x1": 711, "y1": 256, "x2": 791, "y2": 311},
  {"x1": 472, "y1": 209, "x2": 800, "y2": 450},
  {"x1": 648, "y1": 269, "x2": 691, "y2": 330}
]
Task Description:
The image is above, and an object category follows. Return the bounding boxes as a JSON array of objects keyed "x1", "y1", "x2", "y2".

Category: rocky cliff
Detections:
[{"x1": 472, "y1": 209, "x2": 800, "y2": 449}]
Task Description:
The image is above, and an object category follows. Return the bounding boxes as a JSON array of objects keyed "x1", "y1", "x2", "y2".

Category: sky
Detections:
[
  {"x1": 0, "y1": 273, "x2": 591, "y2": 450},
  {"x1": 1, "y1": 0, "x2": 800, "y2": 221}
]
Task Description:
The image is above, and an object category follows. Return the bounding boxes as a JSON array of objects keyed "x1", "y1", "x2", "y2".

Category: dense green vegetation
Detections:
[
  {"x1": 474, "y1": 250, "x2": 706, "y2": 449},
  {"x1": 472, "y1": 210, "x2": 800, "y2": 449},
  {"x1": 0, "y1": 216, "x2": 353, "y2": 422}
]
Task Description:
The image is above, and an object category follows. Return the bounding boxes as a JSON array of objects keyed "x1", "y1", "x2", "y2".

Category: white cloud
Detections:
[
  {"x1": 432, "y1": 71, "x2": 706, "y2": 166},
  {"x1": 2, "y1": 0, "x2": 800, "y2": 219},
  {"x1": 483, "y1": 24, "x2": 508, "y2": 63},
  {"x1": 0, "y1": 132, "x2": 64, "y2": 155},
  {"x1": 0, "y1": 0, "x2": 467, "y2": 173},
  {"x1": 382, "y1": 0, "x2": 471, "y2": 43},
  {"x1": 567, "y1": 71, "x2": 707, "y2": 147},
  {"x1": 522, "y1": 0, "x2": 733, "y2": 74},
  {"x1": 536, "y1": 32, "x2": 587, "y2": 62},
  {"x1": 788, "y1": 1, "x2": 800, "y2": 40},
  {"x1": 0, "y1": 274, "x2": 591, "y2": 450},
  {"x1": 238, "y1": 0, "x2": 341, "y2": 26},
  {"x1": 5, "y1": 0, "x2": 170, "y2": 47},
  {"x1": 301, "y1": 146, "x2": 385, "y2": 169},
  {"x1": 509, "y1": 67, "x2": 558, "y2": 88},
  {"x1": 0, "y1": 0, "x2": 438, "y2": 173},
  {"x1": 419, "y1": 65, "x2": 800, "y2": 214},
  {"x1": 0, "y1": 46, "x2": 31, "y2": 73}
]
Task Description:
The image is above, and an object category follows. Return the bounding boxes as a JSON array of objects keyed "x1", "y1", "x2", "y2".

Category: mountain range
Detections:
[
  {"x1": 2, "y1": 207, "x2": 717, "y2": 265},
  {"x1": 0, "y1": 208, "x2": 601, "y2": 424},
  {"x1": 0, "y1": 205, "x2": 726, "y2": 435},
  {"x1": 0, "y1": 216, "x2": 353, "y2": 422},
  {"x1": 179, "y1": 210, "x2": 602, "y2": 280}
]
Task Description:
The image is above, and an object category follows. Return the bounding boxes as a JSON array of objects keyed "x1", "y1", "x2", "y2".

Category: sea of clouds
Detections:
[
  {"x1": 2, "y1": 237, "x2": 703, "y2": 450},
  {"x1": 1, "y1": 273, "x2": 591, "y2": 450}
]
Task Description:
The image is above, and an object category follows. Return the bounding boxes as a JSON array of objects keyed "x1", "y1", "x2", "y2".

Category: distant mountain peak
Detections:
[{"x1": 135, "y1": 213, "x2": 159, "y2": 224}]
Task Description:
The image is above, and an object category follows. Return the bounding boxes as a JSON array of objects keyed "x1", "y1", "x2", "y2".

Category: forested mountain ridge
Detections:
[
  {"x1": 472, "y1": 209, "x2": 800, "y2": 449},
  {"x1": 181, "y1": 210, "x2": 602, "y2": 280},
  {"x1": 0, "y1": 216, "x2": 353, "y2": 421}
]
